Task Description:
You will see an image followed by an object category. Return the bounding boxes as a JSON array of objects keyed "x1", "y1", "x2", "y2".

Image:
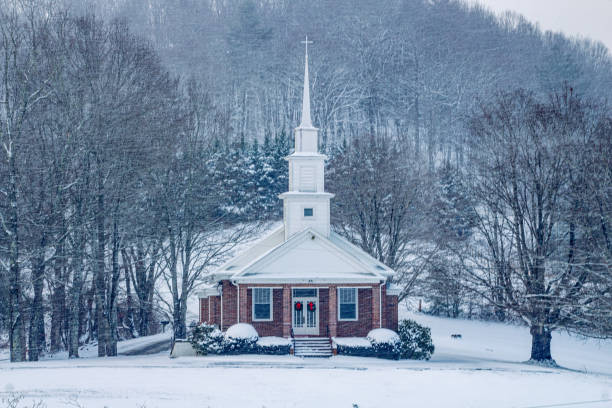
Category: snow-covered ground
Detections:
[
  {"x1": 400, "y1": 309, "x2": 612, "y2": 376},
  {"x1": 1, "y1": 307, "x2": 611, "y2": 408}
]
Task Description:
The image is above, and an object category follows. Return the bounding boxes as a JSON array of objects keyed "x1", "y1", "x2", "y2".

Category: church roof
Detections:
[{"x1": 212, "y1": 226, "x2": 394, "y2": 284}]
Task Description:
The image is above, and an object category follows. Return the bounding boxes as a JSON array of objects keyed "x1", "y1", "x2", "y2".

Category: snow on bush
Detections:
[
  {"x1": 256, "y1": 336, "x2": 291, "y2": 347},
  {"x1": 256, "y1": 336, "x2": 292, "y2": 355},
  {"x1": 367, "y1": 328, "x2": 400, "y2": 344},
  {"x1": 188, "y1": 323, "x2": 225, "y2": 355},
  {"x1": 223, "y1": 324, "x2": 258, "y2": 354},
  {"x1": 333, "y1": 337, "x2": 373, "y2": 357},
  {"x1": 397, "y1": 319, "x2": 435, "y2": 360},
  {"x1": 189, "y1": 323, "x2": 290, "y2": 355},
  {"x1": 225, "y1": 323, "x2": 259, "y2": 341},
  {"x1": 332, "y1": 337, "x2": 372, "y2": 348},
  {"x1": 335, "y1": 322, "x2": 435, "y2": 360},
  {"x1": 367, "y1": 328, "x2": 401, "y2": 359}
]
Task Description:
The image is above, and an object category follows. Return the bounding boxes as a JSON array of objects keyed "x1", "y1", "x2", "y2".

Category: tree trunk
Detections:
[
  {"x1": 8, "y1": 154, "x2": 26, "y2": 362},
  {"x1": 68, "y1": 260, "x2": 83, "y2": 358},
  {"x1": 29, "y1": 250, "x2": 46, "y2": 361},
  {"x1": 50, "y1": 240, "x2": 66, "y2": 353},
  {"x1": 95, "y1": 168, "x2": 108, "y2": 357},
  {"x1": 106, "y1": 218, "x2": 120, "y2": 356},
  {"x1": 123, "y1": 252, "x2": 136, "y2": 338},
  {"x1": 68, "y1": 217, "x2": 85, "y2": 358},
  {"x1": 530, "y1": 325, "x2": 553, "y2": 362}
]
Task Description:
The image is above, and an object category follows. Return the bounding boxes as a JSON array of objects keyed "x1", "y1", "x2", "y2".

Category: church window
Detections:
[
  {"x1": 338, "y1": 288, "x2": 358, "y2": 320},
  {"x1": 304, "y1": 208, "x2": 314, "y2": 217},
  {"x1": 253, "y1": 288, "x2": 272, "y2": 321}
]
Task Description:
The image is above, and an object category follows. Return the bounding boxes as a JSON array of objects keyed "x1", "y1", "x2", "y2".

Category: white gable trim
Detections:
[
  {"x1": 329, "y1": 231, "x2": 396, "y2": 278},
  {"x1": 232, "y1": 228, "x2": 386, "y2": 284}
]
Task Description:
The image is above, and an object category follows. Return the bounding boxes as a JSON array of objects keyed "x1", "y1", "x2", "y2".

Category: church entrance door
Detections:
[{"x1": 292, "y1": 288, "x2": 319, "y2": 336}]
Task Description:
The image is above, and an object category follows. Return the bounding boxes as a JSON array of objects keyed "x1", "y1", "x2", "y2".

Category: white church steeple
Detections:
[
  {"x1": 299, "y1": 36, "x2": 313, "y2": 128},
  {"x1": 279, "y1": 37, "x2": 334, "y2": 241}
]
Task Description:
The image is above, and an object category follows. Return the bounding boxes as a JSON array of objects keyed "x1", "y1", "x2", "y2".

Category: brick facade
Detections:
[
  {"x1": 199, "y1": 282, "x2": 398, "y2": 337},
  {"x1": 199, "y1": 294, "x2": 222, "y2": 327},
  {"x1": 336, "y1": 287, "x2": 374, "y2": 337},
  {"x1": 244, "y1": 287, "x2": 284, "y2": 337},
  {"x1": 221, "y1": 280, "x2": 237, "y2": 330}
]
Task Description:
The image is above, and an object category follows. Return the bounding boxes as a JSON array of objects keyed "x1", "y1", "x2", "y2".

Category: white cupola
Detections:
[{"x1": 279, "y1": 37, "x2": 334, "y2": 241}]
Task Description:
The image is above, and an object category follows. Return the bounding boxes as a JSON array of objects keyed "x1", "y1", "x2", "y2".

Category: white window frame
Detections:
[
  {"x1": 252, "y1": 288, "x2": 273, "y2": 322},
  {"x1": 337, "y1": 287, "x2": 358, "y2": 321}
]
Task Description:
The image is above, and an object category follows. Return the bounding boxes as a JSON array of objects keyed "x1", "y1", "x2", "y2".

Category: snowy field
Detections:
[{"x1": 1, "y1": 308, "x2": 612, "y2": 408}]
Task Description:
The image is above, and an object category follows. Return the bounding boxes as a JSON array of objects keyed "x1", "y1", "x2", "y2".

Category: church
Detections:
[{"x1": 198, "y1": 40, "x2": 400, "y2": 341}]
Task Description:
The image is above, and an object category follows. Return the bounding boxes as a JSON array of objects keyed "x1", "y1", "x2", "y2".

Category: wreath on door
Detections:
[
  {"x1": 294, "y1": 301, "x2": 303, "y2": 311},
  {"x1": 307, "y1": 301, "x2": 316, "y2": 312}
]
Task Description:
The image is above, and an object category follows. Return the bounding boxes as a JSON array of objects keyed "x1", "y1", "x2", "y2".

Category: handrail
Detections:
[{"x1": 290, "y1": 327, "x2": 295, "y2": 354}]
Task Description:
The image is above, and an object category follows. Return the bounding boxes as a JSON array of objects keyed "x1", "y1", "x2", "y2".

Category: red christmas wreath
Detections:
[
  {"x1": 295, "y1": 302, "x2": 303, "y2": 311},
  {"x1": 308, "y1": 301, "x2": 316, "y2": 312}
]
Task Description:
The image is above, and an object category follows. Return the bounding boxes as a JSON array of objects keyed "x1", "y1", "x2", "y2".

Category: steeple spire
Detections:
[
  {"x1": 299, "y1": 36, "x2": 314, "y2": 128},
  {"x1": 281, "y1": 36, "x2": 333, "y2": 241}
]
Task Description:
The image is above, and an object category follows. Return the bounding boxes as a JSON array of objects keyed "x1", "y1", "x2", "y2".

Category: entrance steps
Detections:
[{"x1": 293, "y1": 337, "x2": 333, "y2": 358}]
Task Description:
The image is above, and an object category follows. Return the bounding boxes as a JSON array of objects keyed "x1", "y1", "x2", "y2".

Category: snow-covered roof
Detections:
[
  {"x1": 197, "y1": 284, "x2": 222, "y2": 298},
  {"x1": 211, "y1": 225, "x2": 285, "y2": 281},
  {"x1": 329, "y1": 231, "x2": 394, "y2": 279},
  {"x1": 213, "y1": 227, "x2": 394, "y2": 284}
]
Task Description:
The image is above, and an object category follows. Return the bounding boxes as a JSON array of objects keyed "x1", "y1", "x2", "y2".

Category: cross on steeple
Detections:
[
  {"x1": 301, "y1": 36, "x2": 313, "y2": 58},
  {"x1": 299, "y1": 36, "x2": 313, "y2": 128}
]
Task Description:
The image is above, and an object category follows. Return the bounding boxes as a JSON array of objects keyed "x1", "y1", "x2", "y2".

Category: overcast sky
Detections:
[{"x1": 469, "y1": 0, "x2": 612, "y2": 51}]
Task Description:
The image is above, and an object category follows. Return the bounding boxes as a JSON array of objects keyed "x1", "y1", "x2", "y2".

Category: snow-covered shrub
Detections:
[
  {"x1": 225, "y1": 323, "x2": 259, "y2": 340},
  {"x1": 188, "y1": 323, "x2": 225, "y2": 355},
  {"x1": 223, "y1": 323, "x2": 259, "y2": 354},
  {"x1": 189, "y1": 324, "x2": 291, "y2": 355},
  {"x1": 367, "y1": 328, "x2": 401, "y2": 360},
  {"x1": 333, "y1": 337, "x2": 373, "y2": 357},
  {"x1": 256, "y1": 337, "x2": 292, "y2": 355},
  {"x1": 397, "y1": 319, "x2": 435, "y2": 360}
]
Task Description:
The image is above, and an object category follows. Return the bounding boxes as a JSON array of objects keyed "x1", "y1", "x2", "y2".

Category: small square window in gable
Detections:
[{"x1": 304, "y1": 208, "x2": 314, "y2": 217}]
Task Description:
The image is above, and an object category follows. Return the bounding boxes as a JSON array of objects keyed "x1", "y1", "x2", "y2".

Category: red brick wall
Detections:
[
  {"x1": 246, "y1": 288, "x2": 284, "y2": 337},
  {"x1": 384, "y1": 294, "x2": 399, "y2": 331},
  {"x1": 204, "y1": 282, "x2": 396, "y2": 336},
  {"x1": 337, "y1": 288, "x2": 374, "y2": 337},
  {"x1": 221, "y1": 280, "x2": 237, "y2": 330},
  {"x1": 200, "y1": 298, "x2": 208, "y2": 324},
  {"x1": 318, "y1": 288, "x2": 329, "y2": 337},
  {"x1": 199, "y1": 295, "x2": 222, "y2": 327}
]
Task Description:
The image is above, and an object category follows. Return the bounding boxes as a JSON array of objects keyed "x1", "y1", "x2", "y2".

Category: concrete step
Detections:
[{"x1": 293, "y1": 337, "x2": 332, "y2": 357}]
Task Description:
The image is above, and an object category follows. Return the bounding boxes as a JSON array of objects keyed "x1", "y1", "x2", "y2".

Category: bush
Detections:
[
  {"x1": 189, "y1": 323, "x2": 290, "y2": 355},
  {"x1": 335, "y1": 344, "x2": 373, "y2": 357},
  {"x1": 397, "y1": 319, "x2": 435, "y2": 360},
  {"x1": 223, "y1": 323, "x2": 258, "y2": 354},
  {"x1": 367, "y1": 328, "x2": 401, "y2": 360},
  {"x1": 255, "y1": 337, "x2": 292, "y2": 355},
  {"x1": 188, "y1": 323, "x2": 225, "y2": 355}
]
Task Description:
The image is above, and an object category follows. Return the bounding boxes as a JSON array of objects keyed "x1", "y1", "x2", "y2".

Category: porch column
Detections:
[
  {"x1": 282, "y1": 284, "x2": 291, "y2": 337},
  {"x1": 328, "y1": 285, "x2": 337, "y2": 337},
  {"x1": 239, "y1": 285, "x2": 248, "y2": 323},
  {"x1": 372, "y1": 284, "x2": 381, "y2": 329}
]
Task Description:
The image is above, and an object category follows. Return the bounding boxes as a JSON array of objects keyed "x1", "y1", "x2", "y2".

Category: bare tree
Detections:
[
  {"x1": 466, "y1": 87, "x2": 612, "y2": 362},
  {"x1": 328, "y1": 133, "x2": 437, "y2": 298}
]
